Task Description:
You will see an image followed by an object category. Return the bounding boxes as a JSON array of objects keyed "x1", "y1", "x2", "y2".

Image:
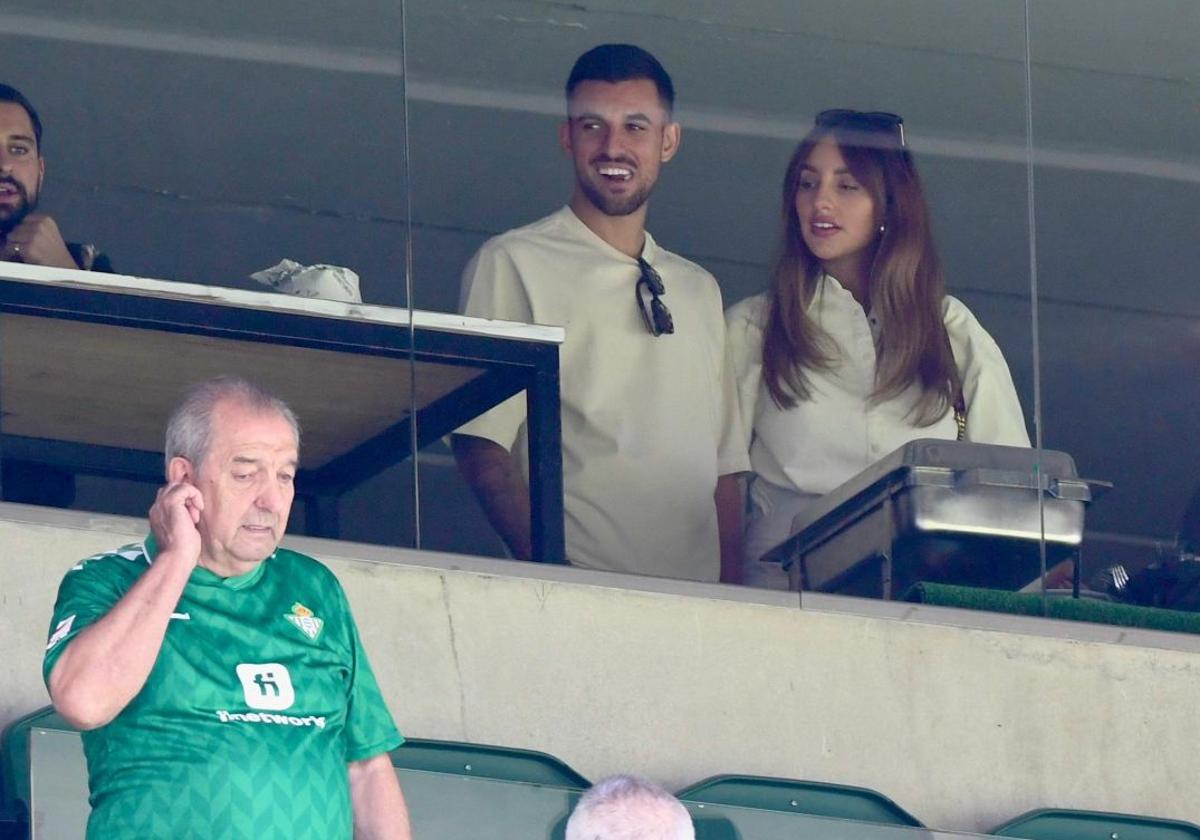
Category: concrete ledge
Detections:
[{"x1": 2, "y1": 503, "x2": 1196, "y2": 831}]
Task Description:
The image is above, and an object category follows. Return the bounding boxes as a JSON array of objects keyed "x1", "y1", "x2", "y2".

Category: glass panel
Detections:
[
  {"x1": 0, "y1": 2, "x2": 417, "y2": 546},
  {"x1": 687, "y1": 802, "x2": 1007, "y2": 840},
  {"x1": 1028, "y1": 0, "x2": 1200, "y2": 612},
  {"x1": 28, "y1": 728, "x2": 90, "y2": 839},
  {"x1": 3, "y1": 1, "x2": 408, "y2": 297},
  {"x1": 405, "y1": 1, "x2": 1038, "y2": 594}
]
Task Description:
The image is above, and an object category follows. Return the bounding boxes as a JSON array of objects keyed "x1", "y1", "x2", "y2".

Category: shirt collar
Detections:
[
  {"x1": 142, "y1": 533, "x2": 272, "y2": 590},
  {"x1": 560, "y1": 205, "x2": 660, "y2": 265}
]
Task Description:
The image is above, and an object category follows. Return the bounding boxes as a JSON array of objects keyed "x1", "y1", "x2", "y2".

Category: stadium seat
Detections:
[
  {"x1": 389, "y1": 738, "x2": 589, "y2": 839},
  {"x1": 677, "y1": 774, "x2": 923, "y2": 826},
  {"x1": 992, "y1": 808, "x2": 1200, "y2": 840},
  {"x1": 689, "y1": 812, "x2": 744, "y2": 839},
  {"x1": 390, "y1": 737, "x2": 590, "y2": 787},
  {"x1": 0, "y1": 747, "x2": 24, "y2": 840},
  {"x1": 0, "y1": 728, "x2": 17, "y2": 839}
]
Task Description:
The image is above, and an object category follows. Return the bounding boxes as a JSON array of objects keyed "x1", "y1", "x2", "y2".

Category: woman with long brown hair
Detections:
[{"x1": 727, "y1": 110, "x2": 1030, "y2": 588}]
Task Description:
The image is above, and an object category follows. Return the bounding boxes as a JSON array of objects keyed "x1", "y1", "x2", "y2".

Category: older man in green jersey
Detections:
[{"x1": 43, "y1": 377, "x2": 412, "y2": 839}]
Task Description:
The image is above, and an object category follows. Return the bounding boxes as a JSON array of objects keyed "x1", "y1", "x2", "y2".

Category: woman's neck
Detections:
[{"x1": 823, "y1": 252, "x2": 872, "y2": 307}]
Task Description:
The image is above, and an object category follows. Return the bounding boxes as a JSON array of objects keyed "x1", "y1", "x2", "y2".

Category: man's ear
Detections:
[
  {"x1": 167, "y1": 456, "x2": 193, "y2": 485},
  {"x1": 659, "y1": 121, "x2": 681, "y2": 164}
]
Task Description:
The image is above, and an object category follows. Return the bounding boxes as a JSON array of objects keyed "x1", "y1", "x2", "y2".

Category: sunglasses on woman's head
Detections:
[{"x1": 815, "y1": 109, "x2": 906, "y2": 148}]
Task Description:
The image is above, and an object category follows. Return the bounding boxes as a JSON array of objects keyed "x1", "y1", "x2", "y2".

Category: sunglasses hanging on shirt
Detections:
[{"x1": 635, "y1": 257, "x2": 675, "y2": 336}]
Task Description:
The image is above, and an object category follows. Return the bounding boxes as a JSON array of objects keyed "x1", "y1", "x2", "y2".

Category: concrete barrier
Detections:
[{"x1": 2, "y1": 503, "x2": 1196, "y2": 831}]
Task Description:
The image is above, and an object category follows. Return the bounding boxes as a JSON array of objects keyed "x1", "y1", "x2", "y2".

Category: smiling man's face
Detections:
[{"x1": 560, "y1": 78, "x2": 679, "y2": 218}]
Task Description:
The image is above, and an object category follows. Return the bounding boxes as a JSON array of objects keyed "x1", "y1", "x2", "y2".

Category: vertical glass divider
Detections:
[
  {"x1": 1022, "y1": 0, "x2": 1049, "y2": 613},
  {"x1": 399, "y1": 0, "x2": 422, "y2": 550}
]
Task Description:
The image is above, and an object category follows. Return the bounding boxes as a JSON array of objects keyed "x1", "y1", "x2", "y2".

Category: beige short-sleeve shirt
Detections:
[{"x1": 458, "y1": 207, "x2": 748, "y2": 581}]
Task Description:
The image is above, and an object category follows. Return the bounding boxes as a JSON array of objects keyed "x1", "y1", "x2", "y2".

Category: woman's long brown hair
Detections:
[{"x1": 760, "y1": 123, "x2": 960, "y2": 425}]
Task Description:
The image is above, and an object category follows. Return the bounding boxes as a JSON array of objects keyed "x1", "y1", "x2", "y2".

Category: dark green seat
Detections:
[
  {"x1": 690, "y1": 813, "x2": 745, "y2": 840},
  {"x1": 677, "y1": 774, "x2": 922, "y2": 826},
  {"x1": 390, "y1": 738, "x2": 588, "y2": 838},
  {"x1": 992, "y1": 808, "x2": 1200, "y2": 840},
  {"x1": 389, "y1": 738, "x2": 589, "y2": 788},
  {"x1": 0, "y1": 728, "x2": 24, "y2": 840}
]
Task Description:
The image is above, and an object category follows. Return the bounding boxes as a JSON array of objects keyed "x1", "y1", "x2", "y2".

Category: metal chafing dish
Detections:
[{"x1": 762, "y1": 440, "x2": 1105, "y2": 599}]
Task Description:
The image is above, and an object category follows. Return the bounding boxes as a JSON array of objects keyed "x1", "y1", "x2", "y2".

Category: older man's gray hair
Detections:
[
  {"x1": 164, "y1": 376, "x2": 301, "y2": 473},
  {"x1": 566, "y1": 775, "x2": 695, "y2": 840}
]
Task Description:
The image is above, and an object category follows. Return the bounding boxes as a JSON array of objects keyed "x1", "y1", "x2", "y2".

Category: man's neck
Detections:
[
  {"x1": 568, "y1": 193, "x2": 648, "y2": 259},
  {"x1": 197, "y1": 553, "x2": 262, "y2": 580}
]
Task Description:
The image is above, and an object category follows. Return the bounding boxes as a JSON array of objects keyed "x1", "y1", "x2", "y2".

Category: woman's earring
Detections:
[{"x1": 878, "y1": 224, "x2": 886, "y2": 234}]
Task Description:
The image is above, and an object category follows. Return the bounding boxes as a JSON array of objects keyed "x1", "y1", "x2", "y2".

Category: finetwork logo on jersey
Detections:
[
  {"x1": 237, "y1": 662, "x2": 295, "y2": 709},
  {"x1": 216, "y1": 663, "x2": 326, "y2": 729}
]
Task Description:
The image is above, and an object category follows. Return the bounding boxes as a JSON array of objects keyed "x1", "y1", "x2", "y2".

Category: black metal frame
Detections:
[{"x1": 0, "y1": 276, "x2": 565, "y2": 563}]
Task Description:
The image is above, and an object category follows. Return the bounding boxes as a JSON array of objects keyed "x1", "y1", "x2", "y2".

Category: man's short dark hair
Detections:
[
  {"x1": 565, "y1": 44, "x2": 675, "y2": 113},
  {"x1": 0, "y1": 84, "x2": 42, "y2": 149}
]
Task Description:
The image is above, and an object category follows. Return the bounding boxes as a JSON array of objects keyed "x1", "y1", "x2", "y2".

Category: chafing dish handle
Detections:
[{"x1": 953, "y1": 469, "x2": 1107, "y2": 502}]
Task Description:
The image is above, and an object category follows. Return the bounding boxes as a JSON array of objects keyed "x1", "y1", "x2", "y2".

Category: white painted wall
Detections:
[{"x1": 2, "y1": 503, "x2": 1196, "y2": 832}]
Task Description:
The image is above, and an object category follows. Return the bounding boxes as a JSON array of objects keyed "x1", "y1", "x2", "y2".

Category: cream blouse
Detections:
[{"x1": 726, "y1": 275, "x2": 1031, "y2": 563}]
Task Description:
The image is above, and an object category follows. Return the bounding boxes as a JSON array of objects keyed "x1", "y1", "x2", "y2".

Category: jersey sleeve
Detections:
[
  {"x1": 42, "y1": 554, "x2": 135, "y2": 685},
  {"x1": 453, "y1": 241, "x2": 533, "y2": 451},
  {"x1": 339, "y1": 590, "x2": 403, "y2": 763}
]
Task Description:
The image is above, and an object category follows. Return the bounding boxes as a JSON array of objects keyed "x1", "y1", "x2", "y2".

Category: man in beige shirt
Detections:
[{"x1": 452, "y1": 44, "x2": 748, "y2": 583}]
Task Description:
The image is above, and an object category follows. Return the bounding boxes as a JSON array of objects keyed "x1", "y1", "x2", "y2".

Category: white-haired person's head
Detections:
[{"x1": 565, "y1": 775, "x2": 695, "y2": 840}]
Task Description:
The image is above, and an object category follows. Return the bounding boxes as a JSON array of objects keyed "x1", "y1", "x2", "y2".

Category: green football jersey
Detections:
[{"x1": 43, "y1": 537, "x2": 403, "y2": 840}]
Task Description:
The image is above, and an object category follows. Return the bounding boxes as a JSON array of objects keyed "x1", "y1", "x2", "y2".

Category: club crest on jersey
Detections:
[{"x1": 284, "y1": 602, "x2": 324, "y2": 641}]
